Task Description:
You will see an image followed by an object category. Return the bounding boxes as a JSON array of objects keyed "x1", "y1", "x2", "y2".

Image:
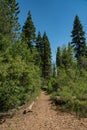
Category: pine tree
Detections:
[
  {"x1": 60, "y1": 45, "x2": 74, "y2": 68},
  {"x1": 36, "y1": 32, "x2": 44, "y2": 69},
  {"x1": 0, "y1": 0, "x2": 8, "y2": 38},
  {"x1": 42, "y1": 32, "x2": 52, "y2": 80},
  {"x1": 36, "y1": 32, "x2": 44, "y2": 60},
  {"x1": 86, "y1": 47, "x2": 87, "y2": 57},
  {"x1": 36, "y1": 32, "x2": 42, "y2": 52},
  {"x1": 67, "y1": 43, "x2": 74, "y2": 67},
  {"x1": 71, "y1": 15, "x2": 86, "y2": 60},
  {"x1": 52, "y1": 62, "x2": 56, "y2": 77},
  {"x1": 22, "y1": 11, "x2": 36, "y2": 51},
  {"x1": 62, "y1": 47, "x2": 68, "y2": 67},
  {"x1": 7, "y1": 0, "x2": 20, "y2": 37},
  {"x1": 0, "y1": 1, "x2": 42, "y2": 111},
  {"x1": 0, "y1": 0, "x2": 20, "y2": 42},
  {"x1": 0, "y1": 0, "x2": 20, "y2": 63},
  {"x1": 56, "y1": 47, "x2": 61, "y2": 67}
]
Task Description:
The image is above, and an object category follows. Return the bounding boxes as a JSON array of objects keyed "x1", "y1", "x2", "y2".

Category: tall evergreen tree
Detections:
[
  {"x1": 35, "y1": 32, "x2": 42, "y2": 68},
  {"x1": 22, "y1": 11, "x2": 36, "y2": 50},
  {"x1": 0, "y1": 0, "x2": 20, "y2": 63},
  {"x1": 67, "y1": 43, "x2": 74, "y2": 66},
  {"x1": 86, "y1": 47, "x2": 87, "y2": 57},
  {"x1": 62, "y1": 47, "x2": 68, "y2": 67},
  {"x1": 71, "y1": 15, "x2": 86, "y2": 60},
  {"x1": 56, "y1": 47, "x2": 61, "y2": 67},
  {"x1": 52, "y1": 62, "x2": 56, "y2": 77},
  {"x1": 7, "y1": 0, "x2": 20, "y2": 37},
  {"x1": 60, "y1": 45, "x2": 74, "y2": 68},
  {"x1": 0, "y1": 0, "x2": 8, "y2": 38},
  {"x1": 36, "y1": 32, "x2": 42, "y2": 52},
  {"x1": 0, "y1": 0, "x2": 20, "y2": 41},
  {"x1": 42, "y1": 32, "x2": 52, "y2": 80},
  {"x1": 36, "y1": 32, "x2": 44, "y2": 58}
]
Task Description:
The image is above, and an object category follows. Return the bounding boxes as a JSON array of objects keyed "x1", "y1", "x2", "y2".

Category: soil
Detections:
[{"x1": 0, "y1": 91, "x2": 87, "y2": 130}]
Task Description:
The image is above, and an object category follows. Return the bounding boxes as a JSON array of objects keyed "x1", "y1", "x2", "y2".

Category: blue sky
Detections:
[{"x1": 17, "y1": 0, "x2": 87, "y2": 61}]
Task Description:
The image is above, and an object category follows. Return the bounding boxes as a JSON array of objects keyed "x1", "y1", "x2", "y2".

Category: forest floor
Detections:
[{"x1": 0, "y1": 91, "x2": 87, "y2": 130}]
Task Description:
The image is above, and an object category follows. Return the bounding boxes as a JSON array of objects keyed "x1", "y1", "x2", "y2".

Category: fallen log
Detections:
[
  {"x1": 23, "y1": 101, "x2": 35, "y2": 114},
  {"x1": 0, "y1": 119, "x2": 6, "y2": 124}
]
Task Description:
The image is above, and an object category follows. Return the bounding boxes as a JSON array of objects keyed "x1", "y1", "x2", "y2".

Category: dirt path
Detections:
[{"x1": 0, "y1": 91, "x2": 87, "y2": 130}]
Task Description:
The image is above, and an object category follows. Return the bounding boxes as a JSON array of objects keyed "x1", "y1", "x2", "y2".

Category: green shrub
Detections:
[{"x1": 51, "y1": 67, "x2": 87, "y2": 117}]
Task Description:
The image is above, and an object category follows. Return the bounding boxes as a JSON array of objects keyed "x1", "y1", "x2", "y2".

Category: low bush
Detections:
[{"x1": 48, "y1": 68, "x2": 87, "y2": 117}]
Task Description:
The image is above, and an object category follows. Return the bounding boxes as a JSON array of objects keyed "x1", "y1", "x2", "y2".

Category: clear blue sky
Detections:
[{"x1": 17, "y1": 0, "x2": 87, "y2": 61}]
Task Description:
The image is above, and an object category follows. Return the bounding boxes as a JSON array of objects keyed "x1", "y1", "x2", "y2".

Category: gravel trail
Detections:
[{"x1": 0, "y1": 91, "x2": 87, "y2": 130}]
